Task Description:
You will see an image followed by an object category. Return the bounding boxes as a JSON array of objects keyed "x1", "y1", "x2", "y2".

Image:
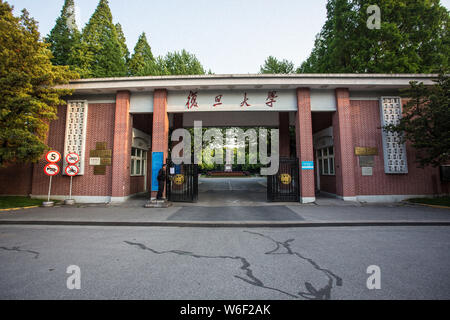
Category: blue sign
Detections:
[
  {"x1": 302, "y1": 161, "x2": 314, "y2": 170},
  {"x1": 151, "y1": 152, "x2": 164, "y2": 191}
]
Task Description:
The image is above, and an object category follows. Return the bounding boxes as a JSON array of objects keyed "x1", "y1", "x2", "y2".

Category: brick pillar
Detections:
[
  {"x1": 279, "y1": 112, "x2": 290, "y2": 158},
  {"x1": 333, "y1": 88, "x2": 356, "y2": 200},
  {"x1": 111, "y1": 91, "x2": 132, "y2": 201},
  {"x1": 150, "y1": 89, "x2": 169, "y2": 198},
  {"x1": 295, "y1": 88, "x2": 315, "y2": 203}
]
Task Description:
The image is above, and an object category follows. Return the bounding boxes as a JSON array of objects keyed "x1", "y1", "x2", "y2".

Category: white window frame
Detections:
[
  {"x1": 131, "y1": 147, "x2": 147, "y2": 177},
  {"x1": 317, "y1": 147, "x2": 335, "y2": 176}
]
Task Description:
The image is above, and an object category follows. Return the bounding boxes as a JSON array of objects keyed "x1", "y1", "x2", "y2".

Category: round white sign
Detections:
[
  {"x1": 65, "y1": 165, "x2": 79, "y2": 177},
  {"x1": 44, "y1": 163, "x2": 60, "y2": 176},
  {"x1": 46, "y1": 151, "x2": 61, "y2": 163},
  {"x1": 66, "y1": 153, "x2": 80, "y2": 165}
]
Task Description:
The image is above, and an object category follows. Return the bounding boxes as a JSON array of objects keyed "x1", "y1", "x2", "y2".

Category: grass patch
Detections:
[
  {"x1": 408, "y1": 196, "x2": 450, "y2": 207},
  {"x1": 0, "y1": 196, "x2": 43, "y2": 209}
]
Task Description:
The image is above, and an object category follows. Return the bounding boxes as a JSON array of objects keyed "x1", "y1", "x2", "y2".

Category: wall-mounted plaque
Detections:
[
  {"x1": 362, "y1": 167, "x2": 373, "y2": 176},
  {"x1": 94, "y1": 166, "x2": 106, "y2": 175},
  {"x1": 359, "y1": 156, "x2": 375, "y2": 167},
  {"x1": 355, "y1": 147, "x2": 378, "y2": 156}
]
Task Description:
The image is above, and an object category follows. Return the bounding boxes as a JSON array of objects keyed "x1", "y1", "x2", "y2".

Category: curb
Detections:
[
  {"x1": 407, "y1": 202, "x2": 450, "y2": 210},
  {"x1": 0, "y1": 220, "x2": 449, "y2": 228},
  {"x1": 0, "y1": 206, "x2": 40, "y2": 213}
]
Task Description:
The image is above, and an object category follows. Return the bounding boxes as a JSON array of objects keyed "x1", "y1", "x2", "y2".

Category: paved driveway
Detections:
[{"x1": 197, "y1": 177, "x2": 268, "y2": 205}]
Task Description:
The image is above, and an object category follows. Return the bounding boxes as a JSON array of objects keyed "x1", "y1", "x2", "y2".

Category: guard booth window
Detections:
[
  {"x1": 131, "y1": 148, "x2": 146, "y2": 176},
  {"x1": 317, "y1": 147, "x2": 335, "y2": 175}
]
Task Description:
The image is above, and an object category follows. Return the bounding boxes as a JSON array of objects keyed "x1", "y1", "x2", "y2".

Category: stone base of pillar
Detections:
[{"x1": 145, "y1": 199, "x2": 172, "y2": 208}]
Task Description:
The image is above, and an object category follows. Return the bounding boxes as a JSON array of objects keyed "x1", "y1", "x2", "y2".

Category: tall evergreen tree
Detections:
[
  {"x1": 0, "y1": 1, "x2": 77, "y2": 166},
  {"x1": 299, "y1": 0, "x2": 450, "y2": 73},
  {"x1": 77, "y1": 0, "x2": 127, "y2": 78},
  {"x1": 115, "y1": 23, "x2": 129, "y2": 66},
  {"x1": 128, "y1": 32, "x2": 155, "y2": 76},
  {"x1": 46, "y1": 0, "x2": 80, "y2": 66}
]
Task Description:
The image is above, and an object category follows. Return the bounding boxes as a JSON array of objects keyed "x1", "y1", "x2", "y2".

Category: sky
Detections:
[{"x1": 7, "y1": 0, "x2": 450, "y2": 74}]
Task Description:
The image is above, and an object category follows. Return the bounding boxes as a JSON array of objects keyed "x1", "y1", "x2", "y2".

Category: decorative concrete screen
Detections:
[
  {"x1": 380, "y1": 97, "x2": 408, "y2": 174},
  {"x1": 64, "y1": 101, "x2": 88, "y2": 175}
]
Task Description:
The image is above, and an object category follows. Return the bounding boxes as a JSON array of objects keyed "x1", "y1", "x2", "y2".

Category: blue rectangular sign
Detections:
[
  {"x1": 302, "y1": 161, "x2": 314, "y2": 170},
  {"x1": 151, "y1": 152, "x2": 164, "y2": 191}
]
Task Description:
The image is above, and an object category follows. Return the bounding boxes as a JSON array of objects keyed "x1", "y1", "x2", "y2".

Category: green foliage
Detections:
[
  {"x1": 46, "y1": 0, "x2": 80, "y2": 66},
  {"x1": 71, "y1": 0, "x2": 127, "y2": 78},
  {"x1": 384, "y1": 74, "x2": 450, "y2": 167},
  {"x1": 128, "y1": 32, "x2": 155, "y2": 76},
  {"x1": 299, "y1": 0, "x2": 450, "y2": 73},
  {"x1": 115, "y1": 23, "x2": 130, "y2": 65},
  {"x1": 260, "y1": 56, "x2": 295, "y2": 74},
  {"x1": 155, "y1": 50, "x2": 206, "y2": 76},
  {"x1": 0, "y1": 1, "x2": 78, "y2": 167}
]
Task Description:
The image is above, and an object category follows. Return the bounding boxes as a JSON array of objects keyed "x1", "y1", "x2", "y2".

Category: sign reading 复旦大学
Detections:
[{"x1": 167, "y1": 90, "x2": 298, "y2": 112}]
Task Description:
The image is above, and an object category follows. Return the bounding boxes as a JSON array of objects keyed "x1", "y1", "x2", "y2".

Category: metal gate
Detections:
[
  {"x1": 166, "y1": 163, "x2": 198, "y2": 202},
  {"x1": 267, "y1": 158, "x2": 300, "y2": 202}
]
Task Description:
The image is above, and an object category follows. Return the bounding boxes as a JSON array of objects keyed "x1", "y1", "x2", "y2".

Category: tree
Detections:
[
  {"x1": 0, "y1": 1, "x2": 77, "y2": 167},
  {"x1": 128, "y1": 32, "x2": 155, "y2": 76},
  {"x1": 115, "y1": 23, "x2": 129, "y2": 67},
  {"x1": 156, "y1": 50, "x2": 206, "y2": 75},
  {"x1": 260, "y1": 56, "x2": 295, "y2": 74},
  {"x1": 75, "y1": 0, "x2": 127, "y2": 78},
  {"x1": 298, "y1": 0, "x2": 450, "y2": 73},
  {"x1": 384, "y1": 74, "x2": 450, "y2": 168},
  {"x1": 46, "y1": 0, "x2": 80, "y2": 66}
]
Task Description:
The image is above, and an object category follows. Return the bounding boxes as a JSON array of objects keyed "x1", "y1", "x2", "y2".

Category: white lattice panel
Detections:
[
  {"x1": 380, "y1": 97, "x2": 408, "y2": 174},
  {"x1": 64, "y1": 101, "x2": 88, "y2": 175}
]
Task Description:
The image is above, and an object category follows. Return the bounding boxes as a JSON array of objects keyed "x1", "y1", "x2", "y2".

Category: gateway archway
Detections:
[{"x1": 164, "y1": 110, "x2": 300, "y2": 204}]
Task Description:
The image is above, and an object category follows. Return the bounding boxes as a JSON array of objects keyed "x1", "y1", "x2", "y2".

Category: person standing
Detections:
[{"x1": 157, "y1": 164, "x2": 167, "y2": 200}]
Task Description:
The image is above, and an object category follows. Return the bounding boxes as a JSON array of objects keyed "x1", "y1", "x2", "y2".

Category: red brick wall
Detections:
[
  {"x1": 31, "y1": 103, "x2": 116, "y2": 197},
  {"x1": 351, "y1": 99, "x2": 449, "y2": 195},
  {"x1": 0, "y1": 163, "x2": 34, "y2": 195}
]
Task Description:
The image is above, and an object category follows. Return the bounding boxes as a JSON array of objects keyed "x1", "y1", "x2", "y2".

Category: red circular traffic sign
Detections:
[
  {"x1": 66, "y1": 153, "x2": 80, "y2": 165},
  {"x1": 65, "y1": 165, "x2": 79, "y2": 177},
  {"x1": 46, "y1": 151, "x2": 61, "y2": 163},
  {"x1": 44, "y1": 163, "x2": 60, "y2": 176}
]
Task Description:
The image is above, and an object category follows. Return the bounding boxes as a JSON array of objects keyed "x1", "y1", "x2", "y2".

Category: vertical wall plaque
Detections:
[
  {"x1": 64, "y1": 101, "x2": 88, "y2": 175},
  {"x1": 380, "y1": 97, "x2": 408, "y2": 174}
]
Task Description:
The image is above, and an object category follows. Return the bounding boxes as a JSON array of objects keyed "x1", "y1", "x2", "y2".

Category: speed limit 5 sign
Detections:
[{"x1": 46, "y1": 151, "x2": 61, "y2": 163}]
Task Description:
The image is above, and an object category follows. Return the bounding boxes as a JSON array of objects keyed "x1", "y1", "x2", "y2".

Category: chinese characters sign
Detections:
[
  {"x1": 167, "y1": 90, "x2": 298, "y2": 112},
  {"x1": 380, "y1": 97, "x2": 408, "y2": 174}
]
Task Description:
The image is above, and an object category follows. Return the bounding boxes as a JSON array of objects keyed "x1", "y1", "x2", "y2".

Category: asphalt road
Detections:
[{"x1": 0, "y1": 225, "x2": 449, "y2": 300}]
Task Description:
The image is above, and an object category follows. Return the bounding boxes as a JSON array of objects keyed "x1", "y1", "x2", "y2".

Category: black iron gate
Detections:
[
  {"x1": 267, "y1": 158, "x2": 300, "y2": 202},
  {"x1": 166, "y1": 162, "x2": 198, "y2": 203}
]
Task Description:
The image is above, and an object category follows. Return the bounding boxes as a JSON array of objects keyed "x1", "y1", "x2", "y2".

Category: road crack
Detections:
[
  {"x1": 125, "y1": 231, "x2": 343, "y2": 300},
  {"x1": 0, "y1": 246, "x2": 40, "y2": 259},
  {"x1": 124, "y1": 240, "x2": 297, "y2": 298},
  {"x1": 244, "y1": 231, "x2": 343, "y2": 300}
]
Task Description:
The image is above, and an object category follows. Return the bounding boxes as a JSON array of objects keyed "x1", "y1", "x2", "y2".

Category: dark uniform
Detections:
[{"x1": 156, "y1": 165, "x2": 167, "y2": 200}]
